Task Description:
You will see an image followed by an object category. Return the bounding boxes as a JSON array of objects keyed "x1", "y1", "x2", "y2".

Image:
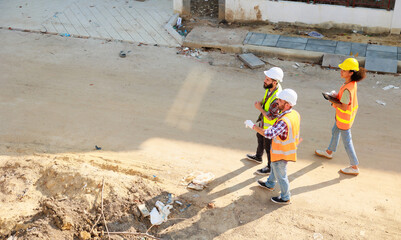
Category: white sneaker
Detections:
[
  {"x1": 315, "y1": 149, "x2": 333, "y2": 159},
  {"x1": 340, "y1": 166, "x2": 359, "y2": 176}
]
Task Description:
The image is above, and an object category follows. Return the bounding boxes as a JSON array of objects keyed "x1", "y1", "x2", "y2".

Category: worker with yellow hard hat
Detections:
[{"x1": 315, "y1": 58, "x2": 366, "y2": 176}]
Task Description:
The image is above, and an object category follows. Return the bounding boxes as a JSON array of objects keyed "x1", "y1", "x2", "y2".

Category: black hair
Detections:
[{"x1": 350, "y1": 67, "x2": 366, "y2": 82}]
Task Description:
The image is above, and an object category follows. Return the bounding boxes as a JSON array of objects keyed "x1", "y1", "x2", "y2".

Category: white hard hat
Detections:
[
  {"x1": 277, "y1": 88, "x2": 297, "y2": 106},
  {"x1": 264, "y1": 67, "x2": 284, "y2": 82}
]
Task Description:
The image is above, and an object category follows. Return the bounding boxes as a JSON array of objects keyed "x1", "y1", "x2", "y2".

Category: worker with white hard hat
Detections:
[
  {"x1": 244, "y1": 88, "x2": 301, "y2": 205},
  {"x1": 315, "y1": 58, "x2": 366, "y2": 176},
  {"x1": 246, "y1": 67, "x2": 283, "y2": 176}
]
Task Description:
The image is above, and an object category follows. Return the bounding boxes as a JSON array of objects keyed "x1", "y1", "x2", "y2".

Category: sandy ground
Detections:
[{"x1": 1, "y1": 29, "x2": 401, "y2": 240}]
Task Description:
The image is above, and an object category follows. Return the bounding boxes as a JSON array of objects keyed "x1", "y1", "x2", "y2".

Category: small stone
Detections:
[
  {"x1": 79, "y1": 231, "x2": 91, "y2": 240},
  {"x1": 132, "y1": 205, "x2": 141, "y2": 217},
  {"x1": 93, "y1": 228, "x2": 99, "y2": 237},
  {"x1": 207, "y1": 202, "x2": 215, "y2": 209},
  {"x1": 60, "y1": 216, "x2": 73, "y2": 230},
  {"x1": 137, "y1": 204, "x2": 150, "y2": 217}
]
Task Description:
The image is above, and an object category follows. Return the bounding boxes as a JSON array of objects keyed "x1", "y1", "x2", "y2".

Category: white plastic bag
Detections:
[
  {"x1": 150, "y1": 207, "x2": 164, "y2": 225},
  {"x1": 176, "y1": 17, "x2": 182, "y2": 27},
  {"x1": 150, "y1": 201, "x2": 173, "y2": 225}
]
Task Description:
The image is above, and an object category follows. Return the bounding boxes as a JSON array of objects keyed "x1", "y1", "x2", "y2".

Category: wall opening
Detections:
[{"x1": 190, "y1": 0, "x2": 219, "y2": 18}]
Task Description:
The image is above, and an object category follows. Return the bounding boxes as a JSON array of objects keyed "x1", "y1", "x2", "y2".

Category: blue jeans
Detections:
[
  {"x1": 265, "y1": 160, "x2": 290, "y2": 201},
  {"x1": 328, "y1": 123, "x2": 359, "y2": 166}
]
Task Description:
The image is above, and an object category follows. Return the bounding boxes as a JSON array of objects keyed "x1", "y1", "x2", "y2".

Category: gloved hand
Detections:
[{"x1": 244, "y1": 120, "x2": 254, "y2": 129}]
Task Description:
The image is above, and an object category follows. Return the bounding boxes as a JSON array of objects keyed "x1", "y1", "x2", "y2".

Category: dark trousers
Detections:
[{"x1": 255, "y1": 132, "x2": 272, "y2": 169}]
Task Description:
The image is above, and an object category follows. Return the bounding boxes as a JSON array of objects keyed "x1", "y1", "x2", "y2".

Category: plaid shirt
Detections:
[
  {"x1": 266, "y1": 99, "x2": 280, "y2": 120},
  {"x1": 264, "y1": 109, "x2": 291, "y2": 140}
]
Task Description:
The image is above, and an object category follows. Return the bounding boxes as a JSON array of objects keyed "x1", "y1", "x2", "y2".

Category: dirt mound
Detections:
[{"x1": 0, "y1": 154, "x2": 177, "y2": 239}]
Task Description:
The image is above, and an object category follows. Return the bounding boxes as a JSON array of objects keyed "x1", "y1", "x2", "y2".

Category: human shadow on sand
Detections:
[{"x1": 154, "y1": 160, "x2": 350, "y2": 239}]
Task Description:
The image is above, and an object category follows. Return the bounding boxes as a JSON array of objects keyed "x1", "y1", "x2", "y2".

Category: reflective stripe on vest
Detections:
[
  {"x1": 336, "y1": 81, "x2": 358, "y2": 130},
  {"x1": 271, "y1": 110, "x2": 300, "y2": 162},
  {"x1": 263, "y1": 84, "x2": 282, "y2": 129}
]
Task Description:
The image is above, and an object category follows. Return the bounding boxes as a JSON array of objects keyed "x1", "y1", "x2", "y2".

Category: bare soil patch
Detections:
[{"x1": 181, "y1": 18, "x2": 401, "y2": 47}]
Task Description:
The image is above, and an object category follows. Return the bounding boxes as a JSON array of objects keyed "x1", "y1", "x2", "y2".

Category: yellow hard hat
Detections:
[{"x1": 338, "y1": 58, "x2": 359, "y2": 71}]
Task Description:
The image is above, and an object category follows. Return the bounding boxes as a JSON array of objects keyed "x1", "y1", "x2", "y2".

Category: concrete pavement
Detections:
[{"x1": 0, "y1": 0, "x2": 180, "y2": 47}]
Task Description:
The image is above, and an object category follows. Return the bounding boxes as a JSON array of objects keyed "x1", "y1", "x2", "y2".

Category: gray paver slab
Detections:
[
  {"x1": 366, "y1": 50, "x2": 397, "y2": 60},
  {"x1": 279, "y1": 36, "x2": 308, "y2": 43},
  {"x1": 238, "y1": 53, "x2": 265, "y2": 69},
  {"x1": 398, "y1": 47, "x2": 401, "y2": 54},
  {"x1": 247, "y1": 32, "x2": 266, "y2": 46},
  {"x1": 322, "y1": 54, "x2": 348, "y2": 68},
  {"x1": 399, "y1": 53, "x2": 401, "y2": 60},
  {"x1": 261, "y1": 34, "x2": 280, "y2": 47},
  {"x1": 307, "y1": 39, "x2": 337, "y2": 46},
  {"x1": 335, "y1": 41, "x2": 352, "y2": 55},
  {"x1": 305, "y1": 44, "x2": 336, "y2": 53},
  {"x1": 276, "y1": 41, "x2": 306, "y2": 50},
  {"x1": 244, "y1": 32, "x2": 252, "y2": 44},
  {"x1": 367, "y1": 44, "x2": 397, "y2": 53},
  {"x1": 365, "y1": 57, "x2": 398, "y2": 73},
  {"x1": 351, "y1": 43, "x2": 367, "y2": 57}
]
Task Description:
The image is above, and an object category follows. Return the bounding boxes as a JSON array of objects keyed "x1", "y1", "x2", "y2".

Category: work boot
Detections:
[
  {"x1": 257, "y1": 180, "x2": 274, "y2": 191},
  {"x1": 246, "y1": 154, "x2": 262, "y2": 164},
  {"x1": 255, "y1": 166, "x2": 270, "y2": 175},
  {"x1": 271, "y1": 196, "x2": 291, "y2": 205}
]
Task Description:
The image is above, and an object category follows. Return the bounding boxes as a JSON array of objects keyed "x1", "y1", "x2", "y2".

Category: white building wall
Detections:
[
  {"x1": 391, "y1": 0, "x2": 401, "y2": 33},
  {"x1": 173, "y1": 0, "x2": 183, "y2": 13},
  {"x1": 225, "y1": 0, "x2": 393, "y2": 33},
  {"x1": 173, "y1": 0, "x2": 400, "y2": 33}
]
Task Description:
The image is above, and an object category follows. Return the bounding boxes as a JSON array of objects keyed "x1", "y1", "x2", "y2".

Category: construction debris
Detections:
[
  {"x1": 176, "y1": 47, "x2": 202, "y2": 58},
  {"x1": 137, "y1": 204, "x2": 150, "y2": 217},
  {"x1": 182, "y1": 171, "x2": 215, "y2": 191},
  {"x1": 382, "y1": 85, "x2": 399, "y2": 90},
  {"x1": 376, "y1": 100, "x2": 386, "y2": 106},
  {"x1": 149, "y1": 201, "x2": 173, "y2": 225}
]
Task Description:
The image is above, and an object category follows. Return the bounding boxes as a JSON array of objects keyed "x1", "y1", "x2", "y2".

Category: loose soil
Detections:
[
  {"x1": 181, "y1": 18, "x2": 401, "y2": 47},
  {"x1": 0, "y1": 28, "x2": 400, "y2": 240}
]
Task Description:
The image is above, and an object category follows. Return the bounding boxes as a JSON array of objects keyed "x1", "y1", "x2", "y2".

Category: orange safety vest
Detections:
[
  {"x1": 335, "y1": 81, "x2": 358, "y2": 130},
  {"x1": 271, "y1": 110, "x2": 301, "y2": 162}
]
